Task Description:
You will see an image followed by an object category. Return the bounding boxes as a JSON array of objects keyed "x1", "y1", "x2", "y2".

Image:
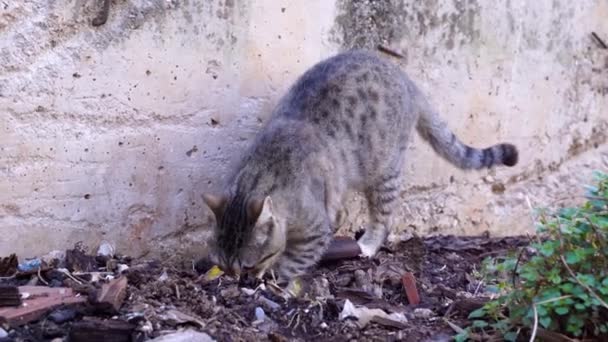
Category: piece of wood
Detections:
[
  {"x1": 0, "y1": 285, "x2": 21, "y2": 307},
  {"x1": 65, "y1": 248, "x2": 98, "y2": 273},
  {"x1": 69, "y1": 317, "x2": 135, "y2": 342},
  {"x1": 95, "y1": 276, "x2": 128, "y2": 313},
  {"x1": 321, "y1": 237, "x2": 362, "y2": 262},
  {"x1": 0, "y1": 286, "x2": 87, "y2": 327},
  {"x1": 401, "y1": 272, "x2": 420, "y2": 305},
  {"x1": 0, "y1": 254, "x2": 18, "y2": 277}
]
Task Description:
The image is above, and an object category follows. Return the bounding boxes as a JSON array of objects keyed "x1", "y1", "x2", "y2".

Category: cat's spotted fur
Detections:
[{"x1": 203, "y1": 50, "x2": 518, "y2": 285}]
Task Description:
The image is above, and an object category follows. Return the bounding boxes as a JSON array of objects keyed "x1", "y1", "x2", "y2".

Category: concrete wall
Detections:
[{"x1": 1, "y1": 0, "x2": 607, "y2": 258}]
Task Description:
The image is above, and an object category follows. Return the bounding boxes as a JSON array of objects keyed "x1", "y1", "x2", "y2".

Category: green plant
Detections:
[{"x1": 458, "y1": 171, "x2": 608, "y2": 340}]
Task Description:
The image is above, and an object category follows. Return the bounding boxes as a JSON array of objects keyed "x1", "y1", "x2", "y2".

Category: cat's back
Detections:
[{"x1": 273, "y1": 50, "x2": 413, "y2": 127}]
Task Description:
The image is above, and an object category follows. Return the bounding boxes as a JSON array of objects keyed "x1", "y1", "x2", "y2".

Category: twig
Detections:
[
  {"x1": 376, "y1": 44, "x2": 405, "y2": 59},
  {"x1": 534, "y1": 295, "x2": 573, "y2": 306},
  {"x1": 174, "y1": 284, "x2": 180, "y2": 300},
  {"x1": 591, "y1": 32, "x2": 608, "y2": 49},
  {"x1": 0, "y1": 272, "x2": 17, "y2": 280},
  {"x1": 57, "y1": 268, "x2": 83, "y2": 285},
  {"x1": 37, "y1": 267, "x2": 49, "y2": 286},
  {"x1": 511, "y1": 247, "x2": 526, "y2": 287},
  {"x1": 530, "y1": 304, "x2": 539, "y2": 342},
  {"x1": 473, "y1": 279, "x2": 484, "y2": 296},
  {"x1": 560, "y1": 255, "x2": 608, "y2": 310},
  {"x1": 531, "y1": 295, "x2": 574, "y2": 342}
]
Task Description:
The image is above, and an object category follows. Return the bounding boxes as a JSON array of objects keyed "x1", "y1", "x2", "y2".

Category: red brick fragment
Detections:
[
  {"x1": 401, "y1": 272, "x2": 420, "y2": 305},
  {"x1": 0, "y1": 286, "x2": 87, "y2": 327},
  {"x1": 95, "y1": 276, "x2": 128, "y2": 313}
]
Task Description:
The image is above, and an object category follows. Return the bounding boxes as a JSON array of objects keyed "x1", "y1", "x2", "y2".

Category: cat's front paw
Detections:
[{"x1": 357, "y1": 240, "x2": 379, "y2": 258}]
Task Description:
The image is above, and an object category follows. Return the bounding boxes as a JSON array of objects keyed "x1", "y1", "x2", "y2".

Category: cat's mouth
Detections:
[{"x1": 242, "y1": 249, "x2": 282, "y2": 278}]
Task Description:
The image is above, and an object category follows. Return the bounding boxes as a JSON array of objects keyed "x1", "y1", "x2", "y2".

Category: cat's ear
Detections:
[
  {"x1": 203, "y1": 193, "x2": 228, "y2": 220},
  {"x1": 247, "y1": 196, "x2": 273, "y2": 225}
]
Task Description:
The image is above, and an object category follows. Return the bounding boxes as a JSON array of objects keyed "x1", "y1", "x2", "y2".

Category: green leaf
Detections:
[
  {"x1": 560, "y1": 282, "x2": 574, "y2": 293},
  {"x1": 565, "y1": 251, "x2": 582, "y2": 264},
  {"x1": 554, "y1": 306, "x2": 569, "y2": 315},
  {"x1": 539, "y1": 316, "x2": 552, "y2": 328},
  {"x1": 539, "y1": 242, "x2": 556, "y2": 257},
  {"x1": 574, "y1": 303, "x2": 586, "y2": 310},
  {"x1": 504, "y1": 331, "x2": 518, "y2": 341},
  {"x1": 454, "y1": 330, "x2": 469, "y2": 342},
  {"x1": 472, "y1": 320, "x2": 489, "y2": 328},
  {"x1": 468, "y1": 308, "x2": 486, "y2": 319}
]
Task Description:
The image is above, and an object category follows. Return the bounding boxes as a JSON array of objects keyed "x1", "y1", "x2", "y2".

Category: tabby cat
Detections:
[{"x1": 203, "y1": 50, "x2": 518, "y2": 287}]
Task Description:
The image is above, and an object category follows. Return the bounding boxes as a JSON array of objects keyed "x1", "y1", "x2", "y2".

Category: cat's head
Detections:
[{"x1": 203, "y1": 193, "x2": 286, "y2": 278}]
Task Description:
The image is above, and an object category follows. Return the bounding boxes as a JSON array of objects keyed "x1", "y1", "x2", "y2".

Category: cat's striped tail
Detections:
[{"x1": 414, "y1": 93, "x2": 518, "y2": 170}]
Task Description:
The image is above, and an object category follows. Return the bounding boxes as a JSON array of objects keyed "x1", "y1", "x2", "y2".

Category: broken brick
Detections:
[
  {"x1": 0, "y1": 286, "x2": 87, "y2": 327},
  {"x1": 94, "y1": 276, "x2": 128, "y2": 313},
  {"x1": 401, "y1": 272, "x2": 420, "y2": 305}
]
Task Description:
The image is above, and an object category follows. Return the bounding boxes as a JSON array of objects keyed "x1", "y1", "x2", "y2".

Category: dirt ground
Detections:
[{"x1": 1, "y1": 234, "x2": 531, "y2": 342}]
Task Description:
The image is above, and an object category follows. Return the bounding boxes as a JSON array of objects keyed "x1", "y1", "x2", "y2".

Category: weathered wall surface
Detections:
[{"x1": 1, "y1": 0, "x2": 606, "y2": 258}]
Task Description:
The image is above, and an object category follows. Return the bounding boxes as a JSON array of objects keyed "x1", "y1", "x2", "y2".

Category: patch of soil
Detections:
[{"x1": 1, "y1": 234, "x2": 531, "y2": 342}]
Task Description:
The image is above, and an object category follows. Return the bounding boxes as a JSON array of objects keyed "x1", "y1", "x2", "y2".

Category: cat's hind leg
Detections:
[{"x1": 357, "y1": 173, "x2": 400, "y2": 257}]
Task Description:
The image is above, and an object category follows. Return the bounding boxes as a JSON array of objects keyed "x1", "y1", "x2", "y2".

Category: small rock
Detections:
[
  {"x1": 220, "y1": 286, "x2": 241, "y2": 299},
  {"x1": 97, "y1": 241, "x2": 115, "y2": 258},
  {"x1": 309, "y1": 277, "x2": 332, "y2": 299},
  {"x1": 241, "y1": 287, "x2": 256, "y2": 296},
  {"x1": 319, "y1": 322, "x2": 328, "y2": 329},
  {"x1": 354, "y1": 270, "x2": 373, "y2": 293},
  {"x1": 147, "y1": 329, "x2": 214, "y2": 342},
  {"x1": 138, "y1": 320, "x2": 153, "y2": 334},
  {"x1": 413, "y1": 308, "x2": 434, "y2": 319},
  {"x1": 372, "y1": 285, "x2": 383, "y2": 298},
  {"x1": 117, "y1": 264, "x2": 130, "y2": 273},
  {"x1": 0, "y1": 328, "x2": 7, "y2": 338},
  {"x1": 49, "y1": 308, "x2": 77, "y2": 323},
  {"x1": 254, "y1": 307, "x2": 265, "y2": 322},
  {"x1": 257, "y1": 295, "x2": 281, "y2": 311},
  {"x1": 158, "y1": 270, "x2": 169, "y2": 281}
]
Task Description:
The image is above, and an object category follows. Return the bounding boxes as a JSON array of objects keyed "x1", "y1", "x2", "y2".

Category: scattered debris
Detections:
[
  {"x1": 65, "y1": 246, "x2": 97, "y2": 273},
  {"x1": 159, "y1": 309, "x2": 205, "y2": 328},
  {"x1": 0, "y1": 234, "x2": 532, "y2": 340},
  {"x1": 413, "y1": 307, "x2": 434, "y2": 319},
  {"x1": 48, "y1": 307, "x2": 78, "y2": 324},
  {"x1": 201, "y1": 265, "x2": 223, "y2": 282},
  {"x1": 94, "y1": 276, "x2": 128, "y2": 313},
  {"x1": 254, "y1": 306, "x2": 265, "y2": 323},
  {"x1": 97, "y1": 241, "x2": 115, "y2": 258},
  {"x1": 402, "y1": 272, "x2": 421, "y2": 305},
  {"x1": 320, "y1": 237, "x2": 361, "y2": 262},
  {"x1": 339, "y1": 299, "x2": 408, "y2": 329},
  {"x1": 0, "y1": 254, "x2": 18, "y2": 277},
  {"x1": 17, "y1": 258, "x2": 42, "y2": 273},
  {"x1": 148, "y1": 329, "x2": 215, "y2": 342},
  {"x1": 41, "y1": 250, "x2": 66, "y2": 268},
  {"x1": 0, "y1": 286, "x2": 87, "y2": 327},
  {"x1": 69, "y1": 317, "x2": 135, "y2": 342},
  {"x1": 0, "y1": 285, "x2": 21, "y2": 306}
]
